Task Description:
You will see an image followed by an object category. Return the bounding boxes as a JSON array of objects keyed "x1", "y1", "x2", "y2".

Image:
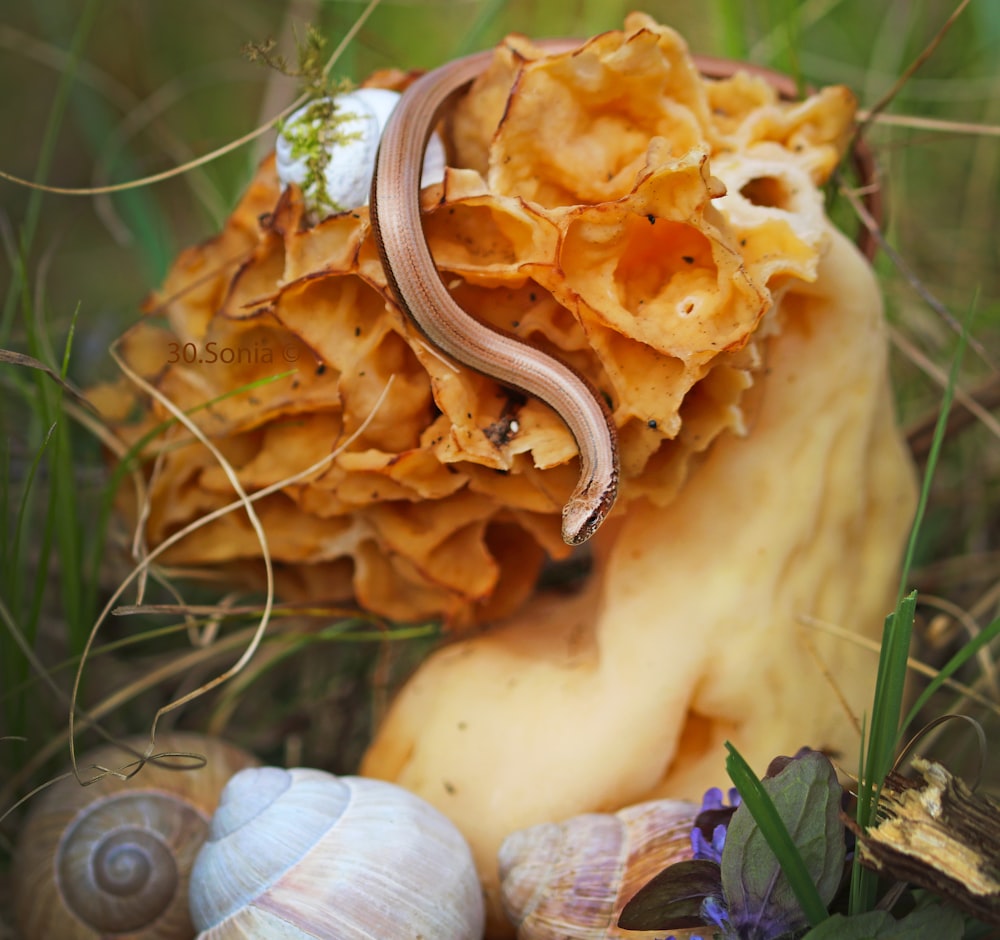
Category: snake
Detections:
[
  {"x1": 368, "y1": 42, "x2": 884, "y2": 545},
  {"x1": 369, "y1": 41, "x2": 619, "y2": 546}
]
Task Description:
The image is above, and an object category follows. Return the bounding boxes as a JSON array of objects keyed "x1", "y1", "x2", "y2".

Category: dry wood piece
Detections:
[{"x1": 855, "y1": 758, "x2": 1000, "y2": 926}]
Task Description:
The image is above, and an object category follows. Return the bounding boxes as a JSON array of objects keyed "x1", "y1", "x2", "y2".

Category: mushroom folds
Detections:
[
  {"x1": 361, "y1": 223, "x2": 918, "y2": 935},
  {"x1": 93, "y1": 14, "x2": 858, "y2": 625}
]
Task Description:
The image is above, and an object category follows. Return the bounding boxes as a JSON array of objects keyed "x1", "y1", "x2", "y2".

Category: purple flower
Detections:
[
  {"x1": 702, "y1": 894, "x2": 731, "y2": 930},
  {"x1": 691, "y1": 822, "x2": 726, "y2": 864},
  {"x1": 700, "y1": 786, "x2": 741, "y2": 813},
  {"x1": 691, "y1": 786, "x2": 741, "y2": 863}
]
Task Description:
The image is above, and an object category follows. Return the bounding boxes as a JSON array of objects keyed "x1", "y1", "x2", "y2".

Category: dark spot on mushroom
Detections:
[
  {"x1": 485, "y1": 413, "x2": 520, "y2": 447},
  {"x1": 443, "y1": 781, "x2": 457, "y2": 795},
  {"x1": 316, "y1": 363, "x2": 327, "y2": 376},
  {"x1": 647, "y1": 214, "x2": 656, "y2": 225},
  {"x1": 682, "y1": 255, "x2": 694, "y2": 264},
  {"x1": 354, "y1": 326, "x2": 361, "y2": 336},
  {"x1": 647, "y1": 419, "x2": 658, "y2": 429}
]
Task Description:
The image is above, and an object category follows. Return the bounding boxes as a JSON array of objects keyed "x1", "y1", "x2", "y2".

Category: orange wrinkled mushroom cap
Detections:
[{"x1": 92, "y1": 13, "x2": 856, "y2": 626}]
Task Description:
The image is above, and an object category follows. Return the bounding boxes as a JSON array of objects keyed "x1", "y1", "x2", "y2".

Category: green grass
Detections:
[{"x1": 1, "y1": 0, "x2": 998, "y2": 932}]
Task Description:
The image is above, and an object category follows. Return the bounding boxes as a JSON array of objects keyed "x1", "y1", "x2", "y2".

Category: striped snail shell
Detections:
[
  {"x1": 498, "y1": 798, "x2": 701, "y2": 939},
  {"x1": 189, "y1": 766, "x2": 486, "y2": 939},
  {"x1": 13, "y1": 732, "x2": 259, "y2": 939}
]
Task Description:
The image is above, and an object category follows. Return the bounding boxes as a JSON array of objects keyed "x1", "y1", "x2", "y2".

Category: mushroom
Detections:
[
  {"x1": 91, "y1": 16, "x2": 863, "y2": 629},
  {"x1": 360, "y1": 220, "x2": 917, "y2": 935},
  {"x1": 90, "y1": 17, "x2": 917, "y2": 937}
]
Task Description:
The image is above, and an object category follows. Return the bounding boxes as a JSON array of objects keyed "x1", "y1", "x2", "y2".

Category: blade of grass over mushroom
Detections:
[
  {"x1": 851, "y1": 302, "x2": 974, "y2": 914},
  {"x1": 724, "y1": 742, "x2": 830, "y2": 928},
  {"x1": 799, "y1": 614, "x2": 1000, "y2": 720},
  {"x1": 66, "y1": 371, "x2": 396, "y2": 770},
  {"x1": 91, "y1": 368, "x2": 296, "y2": 596},
  {"x1": 66, "y1": 351, "x2": 277, "y2": 764}
]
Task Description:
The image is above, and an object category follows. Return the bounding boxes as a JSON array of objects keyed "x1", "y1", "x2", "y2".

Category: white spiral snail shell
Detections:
[
  {"x1": 13, "y1": 733, "x2": 259, "y2": 939},
  {"x1": 498, "y1": 799, "x2": 701, "y2": 939},
  {"x1": 189, "y1": 766, "x2": 486, "y2": 939}
]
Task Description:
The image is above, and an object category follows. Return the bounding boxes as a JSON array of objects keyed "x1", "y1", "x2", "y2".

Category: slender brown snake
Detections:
[
  {"x1": 370, "y1": 40, "x2": 619, "y2": 546},
  {"x1": 369, "y1": 42, "x2": 883, "y2": 546}
]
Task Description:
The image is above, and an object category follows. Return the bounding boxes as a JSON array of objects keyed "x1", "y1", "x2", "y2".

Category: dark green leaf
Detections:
[
  {"x1": 618, "y1": 859, "x2": 721, "y2": 930},
  {"x1": 802, "y1": 903, "x2": 965, "y2": 939},
  {"x1": 723, "y1": 749, "x2": 846, "y2": 936}
]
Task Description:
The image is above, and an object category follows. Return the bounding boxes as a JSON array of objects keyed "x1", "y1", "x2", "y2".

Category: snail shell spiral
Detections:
[
  {"x1": 498, "y1": 798, "x2": 700, "y2": 939},
  {"x1": 13, "y1": 733, "x2": 259, "y2": 940},
  {"x1": 189, "y1": 766, "x2": 486, "y2": 939}
]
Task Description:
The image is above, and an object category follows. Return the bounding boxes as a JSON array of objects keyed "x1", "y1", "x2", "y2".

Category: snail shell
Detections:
[
  {"x1": 189, "y1": 766, "x2": 486, "y2": 939},
  {"x1": 13, "y1": 732, "x2": 259, "y2": 940},
  {"x1": 498, "y1": 799, "x2": 700, "y2": 940}
]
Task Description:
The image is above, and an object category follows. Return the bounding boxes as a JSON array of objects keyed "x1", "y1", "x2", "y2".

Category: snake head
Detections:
[{"x1": 562, "y1": 473, "x2": 619, "y2": 545}]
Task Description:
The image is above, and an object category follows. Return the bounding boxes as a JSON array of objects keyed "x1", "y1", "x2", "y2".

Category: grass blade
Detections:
[
  {"x1": 725, "y1": 742, "x2": 829, "y2": 928},
  {"x1": 851, "y1": 302, "x2": 974, "y2": 913}
]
